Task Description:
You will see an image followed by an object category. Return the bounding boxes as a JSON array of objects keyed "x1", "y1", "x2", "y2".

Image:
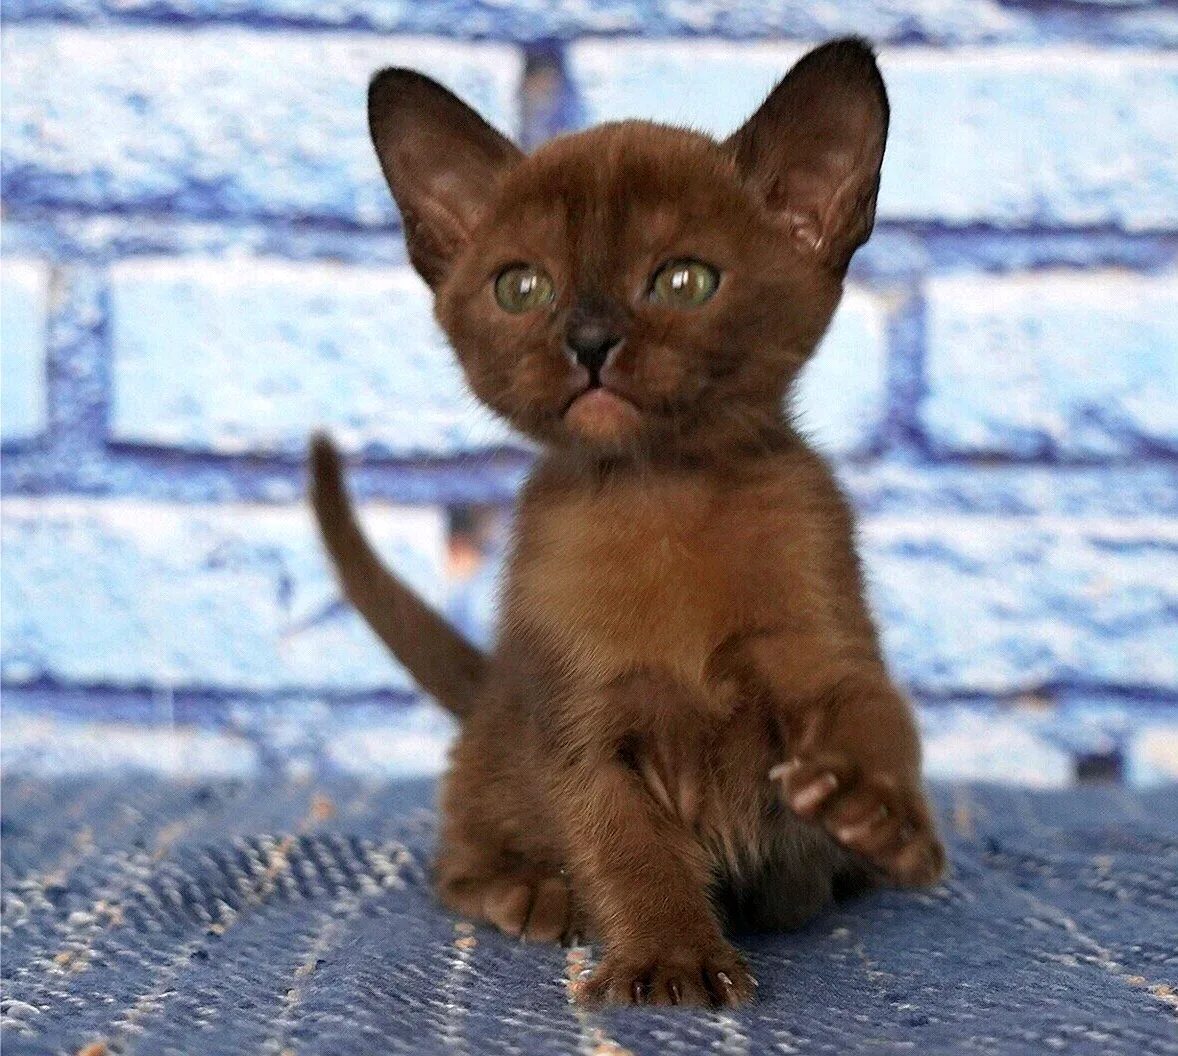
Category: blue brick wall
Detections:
[{"x1": 2, "y1": 0, "x2": 1176, "y2": 782}]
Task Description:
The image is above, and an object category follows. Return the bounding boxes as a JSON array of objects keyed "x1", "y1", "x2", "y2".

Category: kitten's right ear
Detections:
[
  {"x1": 724, "y1": 39, "x2": 889, "y2": 274},
  {"x1": 368, "y1": 69, "x2": 522, "y2": 287}
]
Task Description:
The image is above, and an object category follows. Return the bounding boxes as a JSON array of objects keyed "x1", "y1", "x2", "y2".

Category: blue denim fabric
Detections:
[{"x1": 2, "y1": 778, "x2": 1175, "y2": 1055}]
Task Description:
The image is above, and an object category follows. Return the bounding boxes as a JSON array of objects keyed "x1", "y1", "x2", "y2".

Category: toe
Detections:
[
  {"x1": 483, "y1": 881, "x2": 532, "y2": 936},
  {"x1": 790, "y1": 772, "x2": 840, "y2": 816},
  {"x1": 772, "y1": 754, "x2": 859, "y2": 821},
  {"x1": 834, "y1": 802, "x2": 904, "y2": 858},
  {"x1": 887, "y1": 833, "x2": 946, "y2": 887},
  {"x1": 579, "y1": 946, "x2": 755, "y2": 1008},
  {"x1": 523, "y1": 877, "x2": 569, "y2": 943},
  {"x1": 704, "y1": 962, "x2": 756, "y2": 1007}
]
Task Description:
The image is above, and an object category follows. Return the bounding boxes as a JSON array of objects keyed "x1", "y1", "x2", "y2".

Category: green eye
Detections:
[
  {"x1": 494, "y1": 264, "x2": 555, "y2": 313},
  {"x1": 651, "y1": 260, "x2": 719, "y2": 307}
]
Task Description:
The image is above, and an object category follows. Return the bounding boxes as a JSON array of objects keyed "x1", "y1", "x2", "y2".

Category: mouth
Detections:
[{"x1": 562, "y1": 382, "x2": 643, "y2": 441}]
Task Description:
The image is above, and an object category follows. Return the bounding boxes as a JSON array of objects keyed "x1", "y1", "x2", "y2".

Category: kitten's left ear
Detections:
[
  {"x1": 725, "y1": 38, "x2": 889, "y2": 273},
  {"x1": 369, "y1": 69, "x2": 523, "y2": 287}
]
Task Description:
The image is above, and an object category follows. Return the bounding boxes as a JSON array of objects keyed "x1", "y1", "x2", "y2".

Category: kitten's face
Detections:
[
  {"x1": 369, "y1": 40, "x2": 888, "y2": 460},
  {"x1": 435, "y1": 125, "x2": 840, "y2": 454}
]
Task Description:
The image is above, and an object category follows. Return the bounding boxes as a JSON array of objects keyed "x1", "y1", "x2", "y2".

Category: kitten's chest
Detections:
[{"x1": 505, "y1": 483, "x2": 738, "y2": 688}]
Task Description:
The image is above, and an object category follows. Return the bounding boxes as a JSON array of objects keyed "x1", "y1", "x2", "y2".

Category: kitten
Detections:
[{"x1": 311, "y1": 37, "x2": 945, "y2": 1007}]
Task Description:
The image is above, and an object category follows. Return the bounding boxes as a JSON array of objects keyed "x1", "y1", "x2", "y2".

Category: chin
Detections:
[{"x1": 562, "y1": 387, "x2": 645, "y2": 447}]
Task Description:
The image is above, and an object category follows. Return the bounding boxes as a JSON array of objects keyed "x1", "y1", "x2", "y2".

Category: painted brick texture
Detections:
[
  {"x1": 5, "y1": 0, "x2": 1176, "y2": 45},
  {"x1": 865, "y1": 517, "x2": 1178, "y2": 696},
  {"x1": 922, "y1": 273, "x2": 1178, "y2": 458},
  {"x1": 0, "y1": 259, "x2": 49, "y2": 442},
  {"x1": 569, "y1": 44, "x2": 1178, "y2": 230},
  {"x1": 1, "y1": 0, "x2": 1176, "y2": 769},
  {"x1": 1, "y1": 28, "x2": 521, "y2": 223},
  {"x1": 0, "y1": 498, "x2": 445, "y2": 693},
  {"x1": 107, "y1": 258, "x2": 515, "y2": 457}
]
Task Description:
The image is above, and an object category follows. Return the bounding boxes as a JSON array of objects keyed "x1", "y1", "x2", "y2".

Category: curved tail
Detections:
[{"x1": 309, "y1": 432, "x2": 486, "y2": 719}]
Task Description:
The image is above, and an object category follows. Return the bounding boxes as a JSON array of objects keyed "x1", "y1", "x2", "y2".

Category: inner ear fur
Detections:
[
  {"x1": 368, "y1": 69, "x2": 523, "y2": 287},
  {"x1": 725, "y1": 38, "x2": 889, "y2": 273}
]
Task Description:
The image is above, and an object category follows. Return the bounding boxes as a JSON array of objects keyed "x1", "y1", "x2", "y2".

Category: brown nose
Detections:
[{"x1": 566, "y1": 320, "x2": 622, "y2": 375}]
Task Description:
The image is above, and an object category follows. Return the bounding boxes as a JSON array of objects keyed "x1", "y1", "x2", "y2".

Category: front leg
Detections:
[
  {"x1": 750, "y1": 641, "x2": 945, "y2": 886},
  {"x1": 554, "y1": 739, "x2": 755, "y2": 1007}
]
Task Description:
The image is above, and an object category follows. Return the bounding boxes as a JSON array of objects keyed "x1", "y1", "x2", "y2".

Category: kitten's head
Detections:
[{"x1": 369, "y1": 39, "x2": 888, "y2": 460}]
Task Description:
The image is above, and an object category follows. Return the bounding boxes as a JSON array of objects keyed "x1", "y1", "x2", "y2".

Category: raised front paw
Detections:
[
  {"x1": 439, "y1": 869, "x2": 584, "y2": 944},
  {"x1": 771, "y1": 756, "x2": 945, "y2": 887},
  {"x1": 575, "y1": 940, "x2": 756, "y2": 1007}
]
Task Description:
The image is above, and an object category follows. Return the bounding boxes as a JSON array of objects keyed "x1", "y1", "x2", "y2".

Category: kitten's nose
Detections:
[{"x1": 566, "y1": 320, "x2": 622, "y2": 375}]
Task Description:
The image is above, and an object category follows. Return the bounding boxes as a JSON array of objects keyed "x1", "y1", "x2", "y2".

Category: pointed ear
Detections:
[
  {"x1": 724, "y1": 38, "x2": 889, "y2": 273},
  {"x1": 368, "y1": 69, "x2": 523, "y2": 287}
]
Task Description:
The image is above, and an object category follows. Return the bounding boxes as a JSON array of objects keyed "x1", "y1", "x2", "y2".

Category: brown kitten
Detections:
[{"x1": 311, "y1": 37, "x2": 945, "y2": 1008}]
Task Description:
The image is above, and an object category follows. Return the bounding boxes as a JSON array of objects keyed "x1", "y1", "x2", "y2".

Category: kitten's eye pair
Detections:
[{"x1": 493, "y1": 260, "x2": 719, "y2": 313}]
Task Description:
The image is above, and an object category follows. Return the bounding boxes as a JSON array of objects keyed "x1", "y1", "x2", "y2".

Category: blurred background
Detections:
[{"x1": 1, "y1": 0, "x2": 1175, "y2": 788}]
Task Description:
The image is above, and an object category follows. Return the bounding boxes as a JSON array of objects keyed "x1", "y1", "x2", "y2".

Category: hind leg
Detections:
[{"x1": 434, "y1": 710, "x2": 587, "y2": 944}]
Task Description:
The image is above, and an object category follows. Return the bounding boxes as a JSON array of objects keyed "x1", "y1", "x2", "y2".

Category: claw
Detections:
[
  {"x1": 791, "y1": 772, "x2": 838, "y2": 814},
  {"x1": 836, "y1": 822, "x2": 868, "y2": 844},
  {"x1": 768, "y1": 760, "x2": 801, "y2": 782},
  {"x1": 582, "y1": 949, "x2": 754, "y2": 1008},
  {"x1": 712, "y1": 970, "x2": 744, "y2": 1007},
  {"x1": 836, "y1": 804, "x2": 889, "y2": 845}
]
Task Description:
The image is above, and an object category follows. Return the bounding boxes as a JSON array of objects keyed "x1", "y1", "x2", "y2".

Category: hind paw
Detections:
[{"x1": 439, "y1": 869, "x2": 585, "y2": 944}]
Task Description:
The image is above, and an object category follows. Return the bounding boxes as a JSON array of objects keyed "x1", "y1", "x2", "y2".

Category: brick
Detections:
[
  {"x1": 108, "y1": 258, "x2": 518, "y2": 457},
  {"x1": 108, "y1": 258, "x2": 880, "y2": 459},
  {"x1": 0, "y1": 259, "x2": 49, "y2": 443},
  {"x1": 0, "y1": 28, "x2": 521, "y2": 224},
  {"x1": 0, "y1": 0, "x2": 1005, "y2": 39},
  {"x1": 0, "y1": 0, "x2": 644, "y2": 36},
  {"x1": 3, "y1": 0, "x2": 100, "y2": 13},
  {"x1": 919, "y1": 705, "x2": 1072, "y2": 787},
  {"x1": 881, "y1": 50, "x2": 1178, "y2": 230},
  {"x1": 0, "y1": 498, "x2": 447, "y2": 694},
  {"x1": 836, "y1": 463, "x2": 1178, "y2": 519},
  {"x1": 324, "y1": 702, "x2": 456, "y2": 778},
  {"x1": 568, "y1": 43, "x2": 1178, "y2": 230},
  {"x1": 795, "y1": 287, "x2": 889, "y2": 457},
  {"x1": 15, "y1": 0, "x2": 1172, "y2": 47},
  {"x1": 458, "y1": 517, "x2": 1178, "y2": 698},
  {"x1": 1129, "y1": 720, "x2": 1178, "y2": 786},
  {"x1": 0, "y1": 710, "x2": 258, "y2": 778},
  {"x1": 864, "y1": 517, "x2": 1178, "y2": 696},
  {"x1": 921, "y1": 273, "x2": 1178, "y2": 457},
  {"x1": 568, "y1": 41, "x2": 803, "y2": 146}
]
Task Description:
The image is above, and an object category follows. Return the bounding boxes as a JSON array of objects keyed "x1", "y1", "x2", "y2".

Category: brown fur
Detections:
[{"x1": 312, "y1": 38, "x2": 945, "y2": 1008}]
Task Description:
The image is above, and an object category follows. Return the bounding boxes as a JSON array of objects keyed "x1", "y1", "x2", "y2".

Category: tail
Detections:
[{"x1": 309, "y1": 432, "x2": 486, "y2": 719}]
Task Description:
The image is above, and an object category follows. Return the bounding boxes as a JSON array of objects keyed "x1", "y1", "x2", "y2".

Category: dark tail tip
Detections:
[
  {"x1": 309, "y1": 431, "x2": 348, "y2": 525},
  {"x1": 309, "y1": 429, "x2": 340, "y2": 478}
]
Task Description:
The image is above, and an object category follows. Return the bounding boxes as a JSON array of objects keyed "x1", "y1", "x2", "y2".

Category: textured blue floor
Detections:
[{"x1": 1, "y1": 777, "x2": 1175, "y2": 1055}]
